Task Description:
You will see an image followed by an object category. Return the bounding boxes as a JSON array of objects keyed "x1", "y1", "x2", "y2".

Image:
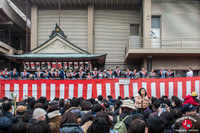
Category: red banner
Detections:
[{"x1": 0, "y1": 77, "x2": 200, "y2": 101}]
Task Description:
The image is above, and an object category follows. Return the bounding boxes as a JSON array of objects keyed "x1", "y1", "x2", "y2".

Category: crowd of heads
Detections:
[
  {"x1": 0, "y1": 66, "x2": 194, "y2": 80},
  {"x1": 0, "y1": 87, "x2": 200, "y2": 133}
]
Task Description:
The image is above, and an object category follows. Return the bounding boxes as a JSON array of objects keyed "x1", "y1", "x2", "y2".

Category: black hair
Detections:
[
  {"x1": 70, "y1": 99, "x2": 80, "y2": 107},
  {"x1": 53, "y1": 97, "x2": 59, "y2": 101},
  {"x1": 38, "y1": 96, "x2": 47, "y2": 104},
  {"x1": 2, "y1": 100, "x2": 12, "y2": 111},
  {"x1": 22, "y1": 109, "x2": 33, "y2": 123},
  {"x1": 80, "y1": 113, "x2": 95, "y2": 126},
  {"x1": 48, "y1": 103, "x2": 59, "y2": 113},
  {"x1": 153, "y1": 99, "x2": 161, "y2": 109},
  {"x1": 80, "y1": 101, "x2": 91, "y2": 111},
  {"x1": 132, "y1": 114, "x2": 146, "y2": 123},
  {"x1": 172, "y1": 97, "x2": 181, "y2": 106},
  {"x1": 28, "y1": 121, "x2": 51, "y2": 133},
  {"x1": 97, "y1": 95, "x2": 103, "y2": 101},
  {"x1": 91, "y1": 104, "x2": 103, "y2": 112},
  {"x1": 59, "y1": 99, "x2": 65, "y2": 108},
  {"x1": 10, "y1": 122, "x2": 27, "y2": 133},
  {"x1": 163, "y1": 99, "x2": 171, "y2": 107},
  {"x1": 115, "y1": 100, "x2": 123, "y2": 109},
  {"x1": 118, "y1": 96, "x2": 122, "y2": 100},
  {"x1": 43, "y1": 102, "x2": 49, "y2": 111},
  {"x1": 2, "y1": 97, "x2": 8, "y2": 101},
  {"x1": 160, "y1": 112, "x2": 175, "y2": 127},
  {"x1": 107, "y1": 95, "x2": 113, "y2": 99},
  {"x1": 116, "y1": 66, "x2": 119, "y2": 69},
  {"x1": 87, "y1": 117, "x2": 110, "y2": 133},
  {"x1": 147, "y1": 116, "x2": 166, "y2": 133},
  {"x1": 138, "y1": 88, "x2": 147, "y2": 96},
  {"x1": 128, "y1": 119, "x2": 146, "y2": 133},
  {"x1": 29, "y1": 100, "x2": 37, "y2": 109},
  {"x1": 78, "y1": 97, "x2": 84, "y2": 101},
  {"x1": 90, "y1": 98, "x2": 96, "y2": 104}
]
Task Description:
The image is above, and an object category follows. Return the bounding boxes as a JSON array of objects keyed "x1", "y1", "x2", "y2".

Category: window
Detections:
[
  {"x1": 151, "y1": 17, "x2": 160, "y2": 28},
  {"x1": 130, "y1": 24, "x2": 139, "y2": 36}
]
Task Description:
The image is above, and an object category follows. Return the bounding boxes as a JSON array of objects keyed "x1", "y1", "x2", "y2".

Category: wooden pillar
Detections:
[
  {"x1": 88, "y1": 4, "x2": 94, "y2": 54},
  {"x1": 143, "y1": 0, "x2": 151, "y2": 48},
  {"x1": 31, "y1": 4, "x2": 38, "y2": 50}
]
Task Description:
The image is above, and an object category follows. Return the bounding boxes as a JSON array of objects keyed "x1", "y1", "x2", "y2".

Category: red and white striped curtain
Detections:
[{"x1": 0, "y1": 77, "x2": 200, "y2": 101}]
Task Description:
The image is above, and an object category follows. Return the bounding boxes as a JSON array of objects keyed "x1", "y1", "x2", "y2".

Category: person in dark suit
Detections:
[
  {"x1": 139, "y1": 68, "x2": 148, "y2": 78},
  {"x1": 49, "y1": 68, "x2": 55, "y2": 79},
  {"x1": 113, "y1": 66, "x2": 121, "y2": 78}
]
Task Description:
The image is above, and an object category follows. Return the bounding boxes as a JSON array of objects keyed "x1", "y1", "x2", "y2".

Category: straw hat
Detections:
[
  {"x1": 191, "y1": 92, "x2": 198, "y2": 97},
  {"x1": 121, "y1": 100, "x2": 136, "y2": 110}
]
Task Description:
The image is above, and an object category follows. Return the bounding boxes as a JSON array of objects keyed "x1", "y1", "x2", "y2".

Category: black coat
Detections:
[
  {"x1": 60, "y1": 123, "x2": 84, "y2": 133},
  {"x1": 0, "y1": 116, "x2": 13, "y2": 133},
  {"x1": 3, "y1": 111, "x2": 18, "y2": 124}
]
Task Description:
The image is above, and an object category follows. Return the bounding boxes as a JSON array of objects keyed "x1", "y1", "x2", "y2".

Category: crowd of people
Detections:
[
  {"x1": 0, "y1": 88, "x2": 199, "y2": 133},
  {"x1": 0, "y1": 66, "x2": 194, "y2": 80}
]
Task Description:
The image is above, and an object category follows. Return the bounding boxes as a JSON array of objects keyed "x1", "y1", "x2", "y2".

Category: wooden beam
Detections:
[{"x1": 0, "y1": 21, "x2": 13, "y2": 25}]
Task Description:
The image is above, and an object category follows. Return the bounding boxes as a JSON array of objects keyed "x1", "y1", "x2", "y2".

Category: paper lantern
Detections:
[
  {"x1": 74, "y1": 62, "x2": 78, "y2": 69},
  {"x1": 30, "y1": 62, "x2": 35, "y2": 69},
  {"x1": 47, "y1": 62, "x2": 51, "y2": 69},
  {"x1": 52, "y1": 62, "x2": 56, "y2": 68},
  {"x1": 63, "y1": 62, "x2": 68, "y2": 69},
  {"x1": 79, "y1": 62, "x2": 84, "y2": 69},
  {"x1": 41, "y1": 62, "x2": 46, "y2": 69},
  {"x1": 36, "y1": 62, "x2": 40, "y2": 69},
  {"x1": 68, "y1": 62, "x2": 73, "y2": 69},
  {"x1": 24, "y1": 62, "x2": 30, "y2": 70},
  {"x1": 58, "y1": 62, "x2": 62, "y2": 69}
]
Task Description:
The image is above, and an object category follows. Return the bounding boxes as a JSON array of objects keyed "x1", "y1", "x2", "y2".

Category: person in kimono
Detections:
[
  {"x1": 66, "y1": 70, "x2": 72, "y2": 79},
  {"x1": 35, "y1": 69, "x2": 43, "y2": 79},
  {"x1": 149, "y1": 69, "x2": 156, "y2": 78},
  {"x1": 54, "y1": 69, "x2": 60, "y2": 79},
  {"x1": 43, "y1": 69, "x2": 49, "y2": 79},
  {"x1": 186, "y1": 67, "x2": 193, "y2": 77},
  {"x1": 71, "y1": 70, "x2": 77, "y2": 80},
  {"x1": 86, "y1": 72, "x2": 92, "y2": 79},
  {"x1": 92, "y1": 67, "x2": 99, "y2": 79},
  {"x1": 113, "y1": 66, "x2": 121, "y2": 78},
  {"x1": 139, "y1": 68, "x2": 148, "y2": 78},
  {"x1": 132, "y1": 69, "x2": 139, "y2": 79},
  {"x1": 21, "y1": 69, "x2": 29, "y2": 79},
  {"x1": 159, "y1": 67, "x2": 167, "y2": 78},
  {"x1": 102, "y1": 70, "x2": 108, "y2": 79},
  {"x1": 166, "y1": 69, "x2": 174, "y2": 78},
  {"x1": 49, "y1": 68, "x2": 55, "y2": 79},
  {"x1": 0, "y1": 70, "x2": 4, "y2": 79},
  {"x1": 77, "y1": 68, "x2": 85, "y2": 79},
  {"x1": 3, "y1": 68, "x2": 10, "y2": 79},
  {"x1": 107, "y1": 67, "x2": 113, "y2": 79},
  {"x1": 10, "y1": 68, "x2": 19, "y2": 79},
  {"x1": 124, "y1": 68, "x2": 132, "y2": 78},
  {"x1": 98, "y1": 69, "x2": 104, "y2": 79}
]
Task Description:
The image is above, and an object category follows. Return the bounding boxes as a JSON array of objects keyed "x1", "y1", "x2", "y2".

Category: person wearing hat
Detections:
[
  {"x1": 183, "y1": 92, "x2": 199, "y2": 106},
  {"x1": 181, "y1": 104, "x2": 198, "y2": 116},
  {"x1": 112, "y1": 100, "x2": 136, "y2": 131}
]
